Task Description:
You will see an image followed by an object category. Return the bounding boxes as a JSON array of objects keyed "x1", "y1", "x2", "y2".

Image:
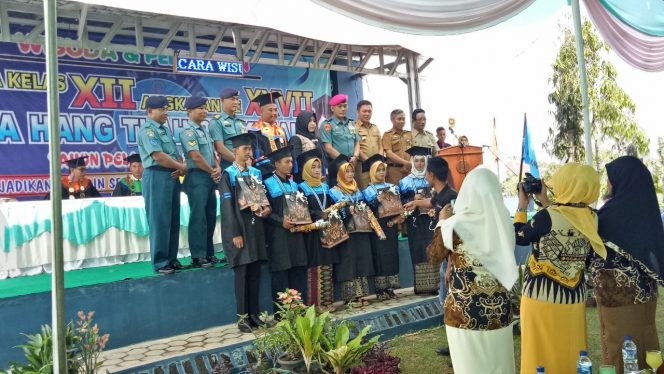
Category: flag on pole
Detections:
[{"x1": 522, "y1": 114, "x2": 540, "y2": 178}]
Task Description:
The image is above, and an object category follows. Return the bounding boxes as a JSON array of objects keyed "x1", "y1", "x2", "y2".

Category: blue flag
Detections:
[{"x1": 522, "y1": 118, "x2": 540, "y2": 178}]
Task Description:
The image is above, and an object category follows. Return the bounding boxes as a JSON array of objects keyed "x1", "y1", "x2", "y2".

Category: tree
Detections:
[{"x1": 544, "y1": 20, "x2": 649, "y2": 169}]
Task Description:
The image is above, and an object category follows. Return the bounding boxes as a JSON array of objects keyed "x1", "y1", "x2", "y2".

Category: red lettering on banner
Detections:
[{"x1": 69, "y1": 74, "x2": 137, "y2": 110}]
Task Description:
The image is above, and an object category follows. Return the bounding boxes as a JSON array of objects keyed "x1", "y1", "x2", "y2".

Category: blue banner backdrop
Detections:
[{"x1": 0, "y1": 42, "x2": 331, "y2": 198}]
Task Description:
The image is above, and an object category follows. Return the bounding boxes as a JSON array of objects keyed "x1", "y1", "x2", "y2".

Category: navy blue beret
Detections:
[
  {"x1": 184, "y1": 96, "x2": 208, "y2": 109},
  {"x1": 145, "y1": 96, "x2": 168, "y2": 109},
  {"x1": 220, "y1": 88, "x2": 239, "y2": 99}
]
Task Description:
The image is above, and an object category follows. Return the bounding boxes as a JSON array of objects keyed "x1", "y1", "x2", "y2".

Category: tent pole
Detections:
[
  {"x1": 44, "y1": 0, "x2": 66, "y2": 372},
  {"x1": 405, "y1": 51, "x2": 421, "y2": 126},
  {"x1": 571, "y1": 0, "x2": 593, "y2": 166}
]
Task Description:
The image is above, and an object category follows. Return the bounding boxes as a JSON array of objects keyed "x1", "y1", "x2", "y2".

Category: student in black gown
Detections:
[
  {"x1": 297, "y1": 149, "x2": 340, "y2": 311},
  {"x1": 219, "y1": 133, "x2": 270, "y2": 333},
  {"x1": 263, "y1": 145, "x2": 308, "y2": 305},
  {"x1": 112, "y1": 154, "x2": 143, "y2": 197},
  {"x1": 329, "y1": 155, "x2": 375, "y2": 306},
  {"x1": 45, "y1": 156, "x2": 101, "y2": 199},
  {"x1": 362, "y1": 154, "x2": 404, "y2": 300}
]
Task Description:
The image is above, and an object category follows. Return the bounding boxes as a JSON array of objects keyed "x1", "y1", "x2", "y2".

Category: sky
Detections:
[{"x1": 361, "y1": 0, "x2": 664, "y2": 176}]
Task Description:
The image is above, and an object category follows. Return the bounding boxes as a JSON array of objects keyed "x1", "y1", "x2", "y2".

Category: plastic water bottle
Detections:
[
  {"x1": 622, "y1": 336, "x2": 638, "y2": 373},
  {"x1": 536, "y1": 366, "x2": 545, "y2": 373},
  {"x1": 577, "y1": 351, "x2": 592, "y2": 374}
]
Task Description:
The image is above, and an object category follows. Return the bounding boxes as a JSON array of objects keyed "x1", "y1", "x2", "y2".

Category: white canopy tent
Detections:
[{"x1": 3, "y1": 1, "x2": 593, "y2": 371}]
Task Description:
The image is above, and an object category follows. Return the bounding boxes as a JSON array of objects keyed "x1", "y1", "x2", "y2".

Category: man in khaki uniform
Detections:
[
  {"x1": 411, "y1": 109, "x2": 439, "y2": 155},
  {"x1": 382, "y1": 109, "x2": 413, "y2": 185},
  {"x1": 355, "y1": 100, "x2": 383, "y2": 188}
]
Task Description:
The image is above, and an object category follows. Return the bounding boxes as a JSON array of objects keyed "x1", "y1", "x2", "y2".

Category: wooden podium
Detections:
[{"x1": 437, "y1": 145, "x2": 483, "y2": 192}]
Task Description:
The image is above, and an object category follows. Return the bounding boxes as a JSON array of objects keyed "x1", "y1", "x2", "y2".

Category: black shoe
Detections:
[
  {"x1": 156, "y1": 266, "x2": 175, "y2": 275},
  {"x1": 237, "y1": 322, "x2": 252, "y2": 333},
  {"x1": 436, "y1": 347, "x2": 450, "y2": 356},
  {"x1": 191, "y1": 258, "x2": 214, "y2": 268},
  {"x1": 386, "y1": 289, "x2": 398, "y2": 299},
  {"x1": 170, "y1": 260, "x2": 184, "y2": 270},
  {"x1": 249, "y1": 314, "x2": 266, "y2": 328},
  {"x1": 206, "y1": 256, "x2": 221, "y2": 264}
]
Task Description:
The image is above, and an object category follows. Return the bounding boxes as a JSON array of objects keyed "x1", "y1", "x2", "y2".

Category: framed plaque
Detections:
[
  {"x1": 236, "y1": 174, "x2": 270, "y2": 210},
  {"x1": 320, "y1": 211, "x2": 349, "y2": 248},
  {"x1": 284, "y1": 192, "x2": 313, "y2": 225},
  {"x1": 376, "y1": 186, "x2": 403, "y2": 218}
]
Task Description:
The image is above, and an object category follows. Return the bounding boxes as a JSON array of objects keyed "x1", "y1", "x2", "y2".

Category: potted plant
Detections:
[
  {"x1": 277, "y1": 306, "x2": 330, "y2": 373},
  {"x1": 321, "y1": 324, "x2": 379, "y2": 374}
]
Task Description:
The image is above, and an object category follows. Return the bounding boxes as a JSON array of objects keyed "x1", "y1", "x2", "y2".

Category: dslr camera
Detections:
[{"x1": 520, "y1": 173, "x2": 542, "y2": 194}]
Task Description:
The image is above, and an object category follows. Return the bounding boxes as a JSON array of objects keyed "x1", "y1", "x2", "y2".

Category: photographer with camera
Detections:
[{"x1": 514, "y1": 163, "x2": 604, "y2": 373}]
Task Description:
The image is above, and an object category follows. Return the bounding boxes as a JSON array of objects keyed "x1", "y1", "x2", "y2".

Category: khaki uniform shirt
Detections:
[
  {"x1": 412, "y1": 129, "x2": 440, "y2": 154},
  {"x1": 382, "y1": 129, "x2": 413, "y2": 165},
  {"x1": 355, "y1": 121, "x2": 382, "y2": 159}
]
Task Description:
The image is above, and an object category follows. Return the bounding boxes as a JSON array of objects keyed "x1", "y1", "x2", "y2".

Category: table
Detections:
[{"x1": 0, "y1": 194, "x2": 221, "y2": 279}]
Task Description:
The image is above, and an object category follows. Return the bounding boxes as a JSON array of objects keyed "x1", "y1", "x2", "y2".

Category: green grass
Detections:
[{"x1": 389, "y1": 290, "x2": 664, "y2": 373}]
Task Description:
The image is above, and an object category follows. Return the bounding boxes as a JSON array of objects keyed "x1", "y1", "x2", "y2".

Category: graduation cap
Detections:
[
  {"x1": 252, "y1": 91, "x2": 282, "y2": 107},
  {"x1": 405, "y1": 146, "x2": 432, "y2": 157},
  {"x1": 296, "y1": 149, "x2": 323, "y2": 167},
  {"x1": 362, "y1": 154, "x2": 386, "y2": 173},
  {"x1": 124, "y1": 153, "x2": 141, "y2": 164},
  {"x1": 266, "y1": 145, "x2": 293, "y2": 163},
  {"x1": 65, "y1": 156, "x2": 88, "y2": 168},
  {"x1": 228, "y1": 132, "x2": 256, "y2": 148},
  {"x1": 328, "y1": 154, "x2": 351, "y2": 177}
]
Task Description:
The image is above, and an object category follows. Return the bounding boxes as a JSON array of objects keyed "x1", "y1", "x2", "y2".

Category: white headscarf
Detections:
[
  {"x1": 410, "y1": 155, "x2": 427, "y2": 178},
  {"x1": 437, "y1": 167, "x2": 518, "y2": 289}
]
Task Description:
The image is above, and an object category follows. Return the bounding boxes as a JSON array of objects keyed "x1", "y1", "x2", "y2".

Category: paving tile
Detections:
[
  {"x1": 204, "y1": 331, "x2": 225, "y2": 338},
  {"x1": 102, "y1": 351, "x2": 127, "y2": 360},
  {"x1": 102, "y1": 358, "x2": 124, "y2": 366},
  {"x1": 166, "y1": 346, "x2": 185, "y2": 352},
  {"x1": 123, "y1": 354, "x2": 146, "y2": 362},
  {"x1": 168, "y1": 340, "x2": 187, "y2": 347},
  {"x1": 186, "y1": 335, "x2": 205, "y2": 342},
  {"x1": 145, "y1": 349, "x2": 166, "y2": 357},
  {"x1": 204, "y1": 337, "x2": 219, "y2": 344},
  {"x1": 116, "y1": 359, "x2": 142, "y2": 368},
  {"x1": 129, "y1": 348, "x2": 148, "y2": 355},
  {"x1": 151, "y1": 343, "x2": 168, "y2": 350}
]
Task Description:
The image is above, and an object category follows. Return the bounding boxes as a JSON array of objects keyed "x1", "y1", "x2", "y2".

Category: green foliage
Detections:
[
  {"x1": 7, "y1": 324, "x2": 80, "y2": 374},
  {"x1": 545, "y1": 20, "x2": 649, "y2": 166},
  {"x1": 4, "y1": 311, "x2": 109, "y2": 374},
  {"x1": 321, "y1": 325, "x2": 379, "y2": 374},
  {"x1": 278, "y1": 306, "x2": 330, "y2": 373}
]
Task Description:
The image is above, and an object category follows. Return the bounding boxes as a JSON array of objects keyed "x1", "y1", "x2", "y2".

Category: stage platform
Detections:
[{"x1": 0, "y1": 240, "x2": 419, "y2": 367}]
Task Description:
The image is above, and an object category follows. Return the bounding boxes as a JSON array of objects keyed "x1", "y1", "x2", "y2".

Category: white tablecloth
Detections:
[{"x1": 0, "y1": 195, "x2": 221, "y2": 279}]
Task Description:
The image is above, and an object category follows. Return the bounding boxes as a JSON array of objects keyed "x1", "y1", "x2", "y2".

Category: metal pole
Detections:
[
  {"x1": 44, "y1": 0, "x2": 66, "y2": 372},
  {"x1": 405, "y1": 51, "x2": 421, "y2": 126},
  {"x1": 571, "y1": 0, "x2": 593, "y2": 166}
]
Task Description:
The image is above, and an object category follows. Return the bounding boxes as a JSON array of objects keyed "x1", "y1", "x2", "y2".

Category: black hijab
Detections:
[
  {"x1": 598, "y1": 156, "x2": 664, "y2": 283},
  {"x1": 295, "y1": 111, "x2": 317, "y2": 140}
]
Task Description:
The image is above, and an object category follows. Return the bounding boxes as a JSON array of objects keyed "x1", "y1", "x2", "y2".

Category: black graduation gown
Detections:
[
  {"x1": 264, "y1": 175, "x2": 308, "y2": 272},
  {"x1": 219, "y1": 167, "x2": 268, "y2": 268},
  {"x1": 400, "y1": 184, "x2": 433, "y2": 265},
  {"x1": 112, "y1": 178, "x2": 142, "y2": 197},
  {"x1": 329, "y1": 188, "x2": 375, "y2": 282},
  {"x1": 299, "y1": 182, "x2": 339, "y2": 267},
  {"x1": 363, "y1": 184, "x2": 400, "y2": 277},
  {"x1": 44, "y1": 181, "x2": 101, "y2": 200}
]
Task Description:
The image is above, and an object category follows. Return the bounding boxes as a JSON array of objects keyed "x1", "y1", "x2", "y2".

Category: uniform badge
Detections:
[
  {"x1": 324, "y1": 124, "x2": 332, "y2": 132},
  {"x1": 146, "y1": 129, "x2": 155, "y2": 137},
  {"x1": 185, "y1": 130, "x2": 194, "y2": 137},
  {"x1": 188, "y1": 140, "x2": 197, "y2": 146},
  {"x1": 223, "y1": 121, "x2": 230, "y2": 125},
  {"x1": 150, "y1": 138, "x2": 158, "y2": 146}
]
